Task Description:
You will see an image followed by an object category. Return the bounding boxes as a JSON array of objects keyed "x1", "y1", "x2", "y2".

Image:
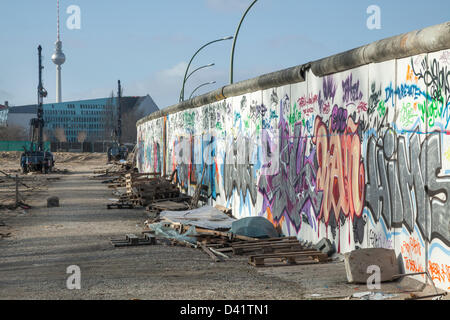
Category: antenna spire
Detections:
[{"x1": 57, "y1": 0, "x2": 60, "y2": 41}]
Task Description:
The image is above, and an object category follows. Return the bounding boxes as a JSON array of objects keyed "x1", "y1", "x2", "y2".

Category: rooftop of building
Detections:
[{"x1": 8, "y1": 96, "x2": 144, "y2": 114}]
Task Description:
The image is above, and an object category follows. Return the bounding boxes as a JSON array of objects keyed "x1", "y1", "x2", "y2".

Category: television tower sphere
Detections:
[{"x1": 52, "y1": 40, "x2": 65, "y2": 66}]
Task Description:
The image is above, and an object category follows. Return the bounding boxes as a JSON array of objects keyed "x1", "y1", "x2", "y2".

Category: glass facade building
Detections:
[{"x1": 9, "y1": 97, "x2": 139, "y2": 143}]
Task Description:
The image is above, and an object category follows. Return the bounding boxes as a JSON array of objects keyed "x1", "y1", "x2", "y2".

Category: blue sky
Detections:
[{"x1": 0, "y1": 0, "x2": 449, "y2": 109}]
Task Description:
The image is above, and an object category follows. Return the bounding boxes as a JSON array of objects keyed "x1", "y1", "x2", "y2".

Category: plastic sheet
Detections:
[{"x1": 147, "y1": 222, "x2": 198, "y2": 244}]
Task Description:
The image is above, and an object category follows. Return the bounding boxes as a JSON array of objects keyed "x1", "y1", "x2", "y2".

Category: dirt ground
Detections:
[{"x1": 0, "y1": 152, "x2": 447, "y2": 300}]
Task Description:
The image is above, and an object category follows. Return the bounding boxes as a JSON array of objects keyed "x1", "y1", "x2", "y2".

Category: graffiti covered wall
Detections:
[{"x1": 137, "y1": 49, "x2": 450, "y2": 291}]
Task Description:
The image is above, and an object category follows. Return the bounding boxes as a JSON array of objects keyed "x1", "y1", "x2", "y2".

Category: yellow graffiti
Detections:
[{"x1": 444, "y1": 148, "x2": 450, "y2": 162}]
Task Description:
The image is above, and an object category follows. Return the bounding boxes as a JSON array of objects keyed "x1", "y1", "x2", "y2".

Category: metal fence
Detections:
[
  {"x1": 0, "y1": 140, "x2": 133, "y2": 153},
  {"x1": 49, "y1": 141, "x2": 114, "y2": 153}
]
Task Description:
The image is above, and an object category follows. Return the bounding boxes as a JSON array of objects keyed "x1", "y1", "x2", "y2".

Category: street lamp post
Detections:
[
  {"x1": 179, "y1": 63, "x2": 215, "y2": 101},
  {"x1": 229, "y1": 0, "x2": 258, "y2": 84},
  {"x1": 189, "y1": 81, "x2": 216, "y2": 100},
  {"x1": 180, "y1": 36, "x2": 233, "y2": 102}
]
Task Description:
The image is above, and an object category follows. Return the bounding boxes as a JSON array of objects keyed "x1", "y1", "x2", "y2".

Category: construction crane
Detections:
[
  {"x1": 20, "y1": 45, "x2": 54, "y2": 174},
  {"x1": 107, "y1": 80, "x2": 128, "y2": 163}
]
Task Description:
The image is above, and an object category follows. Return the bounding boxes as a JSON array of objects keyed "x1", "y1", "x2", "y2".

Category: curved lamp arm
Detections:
[
  {"x1": 189, "y1": 81, "x2": 216, "y2": 100},
  {"x1": 185, "y1": 63, "x2": 215, "y2": 83},
  {"x1": 229, "y1": 0, "x2": 258, "y2": 84},
  {"x1": 180, "y1": 36, "x2": 232, "y2": 102}
]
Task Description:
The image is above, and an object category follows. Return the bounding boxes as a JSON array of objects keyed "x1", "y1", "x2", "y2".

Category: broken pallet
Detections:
[
  {"x1": 232, "y1": 242, "x2": 305, "y2": 255},
  {"x1": 248, "y1": 251, "x2": 329, "y2": 267},
  {"x1": 110, "y1": 233, "x2": 156, "y2": 247},
  {"x1": 106, "y1": 201, "x2": 134, "y2": 209}
]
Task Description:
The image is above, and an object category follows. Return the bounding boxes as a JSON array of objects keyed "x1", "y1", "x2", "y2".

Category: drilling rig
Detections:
[
  {"x1": 106, "y1": 80, "x2": 128, "y2": 162},
  {"x1": 20, "y1": 45, "x2": 54, "y2": 174}
]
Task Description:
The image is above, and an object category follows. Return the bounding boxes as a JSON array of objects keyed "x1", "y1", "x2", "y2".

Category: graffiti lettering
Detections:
[
  {"x1": 342, "y1": 74, "x2": 363, "y2": 104},
  {"x1": 365, "y1": 128, "x2": 450, "y2": 245},
  {"x1": 312, "y1": 114, "x2": 365, "y2": 225},
  {"x1": 259, "y1": 102, "x2": 322, "y2": 230}
]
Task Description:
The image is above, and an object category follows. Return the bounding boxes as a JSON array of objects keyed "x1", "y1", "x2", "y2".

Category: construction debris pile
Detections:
[
  {"x1": 102, "y1": 169, "x2": 191, "y2": 211},
  {"x1": 135, "y1": 206, "x2": 333, "y2": 267},
  {"x1": 99, "y1": 156, "x2": 332, "y2": 267}
]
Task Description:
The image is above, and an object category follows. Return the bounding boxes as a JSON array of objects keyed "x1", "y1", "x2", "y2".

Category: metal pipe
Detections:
[
  {"x1": 189, "y1": 81, "x2": 216, "y2": 100},
  {"x1": 180, "y1": 37, "x2": 232, "y2": 102},
  {"x1": 229, "y1": 0, "x2": 258, "y2": 84},
  {"x1": 185, "y1": 63, "x2": 215, "y2": 83}
]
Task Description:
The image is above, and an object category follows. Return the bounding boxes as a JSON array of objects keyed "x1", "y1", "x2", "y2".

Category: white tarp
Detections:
[{"x1": 159, "y1": 206, "x2": 236, "y2": 230}]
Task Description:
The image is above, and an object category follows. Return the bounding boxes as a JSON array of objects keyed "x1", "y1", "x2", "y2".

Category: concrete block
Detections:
[
  {"x1": 314, "y1": 238, "x2": 335, "y2": 256},
  {"x1": 47, "y1": 196, "x2": 59, "y2": 208},
  {"x1": 344, "y1": 248, "x2": 399, "y2": 284}
]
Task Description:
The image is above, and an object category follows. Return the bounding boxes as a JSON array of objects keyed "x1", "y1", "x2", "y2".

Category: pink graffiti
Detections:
[
  {"x1": 357, "y1": 101, "x2": 368, "y2": 112},
  {"x1": 297, "y1": 94, "x2": 318, "y2": 108},
  {"x1": 312, "y1": 115, "x2": 365, "y2": 224}
]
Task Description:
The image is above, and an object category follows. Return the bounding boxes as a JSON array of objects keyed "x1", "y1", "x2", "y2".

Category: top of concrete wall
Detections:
[{"x1": 137, "y1": 21, "x2": 450, "y2": 126}]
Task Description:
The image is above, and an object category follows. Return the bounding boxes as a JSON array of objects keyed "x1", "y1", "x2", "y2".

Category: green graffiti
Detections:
[
  {"x1": 400, "y1": 102, "x2": 417, "y2": 127},
  {"x1": 418, "y1": 91, "x2": 445, "y2": 128},
  {"x1": 215, "y1": 122, "x2": 223, "y2": 131},
  {"x1": 377, "y1": 100, "x2": 386, "y2": 117},
  {"x1": 184, "y1": 111, "x2": 195, "y2": 127},
  {"x1": 255, "y1": 123, "x2": 261, "y2": 134},
  {"x1": 289, "y1": 103, "x2": 302, "y2": 125}
]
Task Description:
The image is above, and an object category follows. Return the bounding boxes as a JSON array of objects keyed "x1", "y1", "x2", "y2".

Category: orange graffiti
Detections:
[
  {"x1": 404, "y1": 257, "x2": 425, "y2": 276},
  {"x1": 400, "y1": 236, "x2": 425, "y2": 277},
  {"x1": 428, "y1": 261, "x2": 450, "y2": 284},
  {"x1": 312, "y1": 116, "x2": 365, "y2": 224},
  {"x1": 406, "y1": 65, "x2": 418, "y2": 83},
  {"x1": 401, "y1": 237, "x2": 422, "y2": 257},
  {"x1": 266, "y1": 207, "x2": 285, "y2": 228}
]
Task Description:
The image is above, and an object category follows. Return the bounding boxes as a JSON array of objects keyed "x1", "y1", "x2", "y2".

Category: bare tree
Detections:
[
  {"x1": 77, "y1": 131, "x2": 87, "y2": 143},
  {"x1": 77, "y1": 130, "x2": 87, "y2": 152},
  {"x1": 103, "y1": 91, "x2": 116, "y2": 144},
  {"x1": 54, "y1": 127, "x2": 66, "y2": 151},
  {"x1": 54, "y1": 127, "x2": 66, "y2": 142},
  {"x1": 121, "y1": 108, "x2": 145, "y2": 143}
]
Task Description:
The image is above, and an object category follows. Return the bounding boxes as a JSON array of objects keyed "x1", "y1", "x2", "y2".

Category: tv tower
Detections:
[{"x1": 51, "y1": 0, "x2": 66, "y2": 103}]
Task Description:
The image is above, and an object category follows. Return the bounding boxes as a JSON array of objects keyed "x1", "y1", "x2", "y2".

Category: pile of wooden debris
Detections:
[
  {"x1": 140, "y1": 206, "x2": 332, "y2": 267},
  {"x1": 104, "y1": 171, "x2": 192, "y2": 211}
]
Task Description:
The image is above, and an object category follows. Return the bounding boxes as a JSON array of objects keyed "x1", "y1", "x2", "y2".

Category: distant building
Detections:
[
  {"x1": 0, "y1": 103, "x2": 8, "y2": 127},
  {"x1": 7, "y1": 96, "x2": 159, "y2": 143}
]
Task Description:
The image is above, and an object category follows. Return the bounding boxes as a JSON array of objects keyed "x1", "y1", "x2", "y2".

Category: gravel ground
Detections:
[
  {"x1": 0, "y1": 156, "x2": 307, "y2": 300},
  {"x1": 0, "y1": 152, "x2": 446, "y2": 300}
]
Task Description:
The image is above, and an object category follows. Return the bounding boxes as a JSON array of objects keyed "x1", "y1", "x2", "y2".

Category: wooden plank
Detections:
[
  {"x1": 198, "y1": 242, "x2": 221, "y2": 262},
  {"x1": 249, "y1": 256, "x2": 320, "y2": 267},
  {"x1": 248, "y1": 251, "x2": 329, "y2": 264},
  {"x1": 194, "y1": 227, "x2": 259, "y2": 241},
  {"x1": 209, "y1": 247, "x2": 230, "y2": 259},
  {"x1": 231, "y1": 239, "x2": 300, "y2": 248},
  {"x1": 248, "y1": 250, "x2": 326, "y2": 259},
  {"x1": 150, "y1": 201, "x2": 189, "y2": 211},
  {"x1": 214, "y1": 247, "x2": 233, "y2": 253},
  {"x1": 231, "y1": 236, "x2": 298, "y2": 246},
  {"x1": 233, "y1": 243, "x2": 305, "y2": 255}
]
